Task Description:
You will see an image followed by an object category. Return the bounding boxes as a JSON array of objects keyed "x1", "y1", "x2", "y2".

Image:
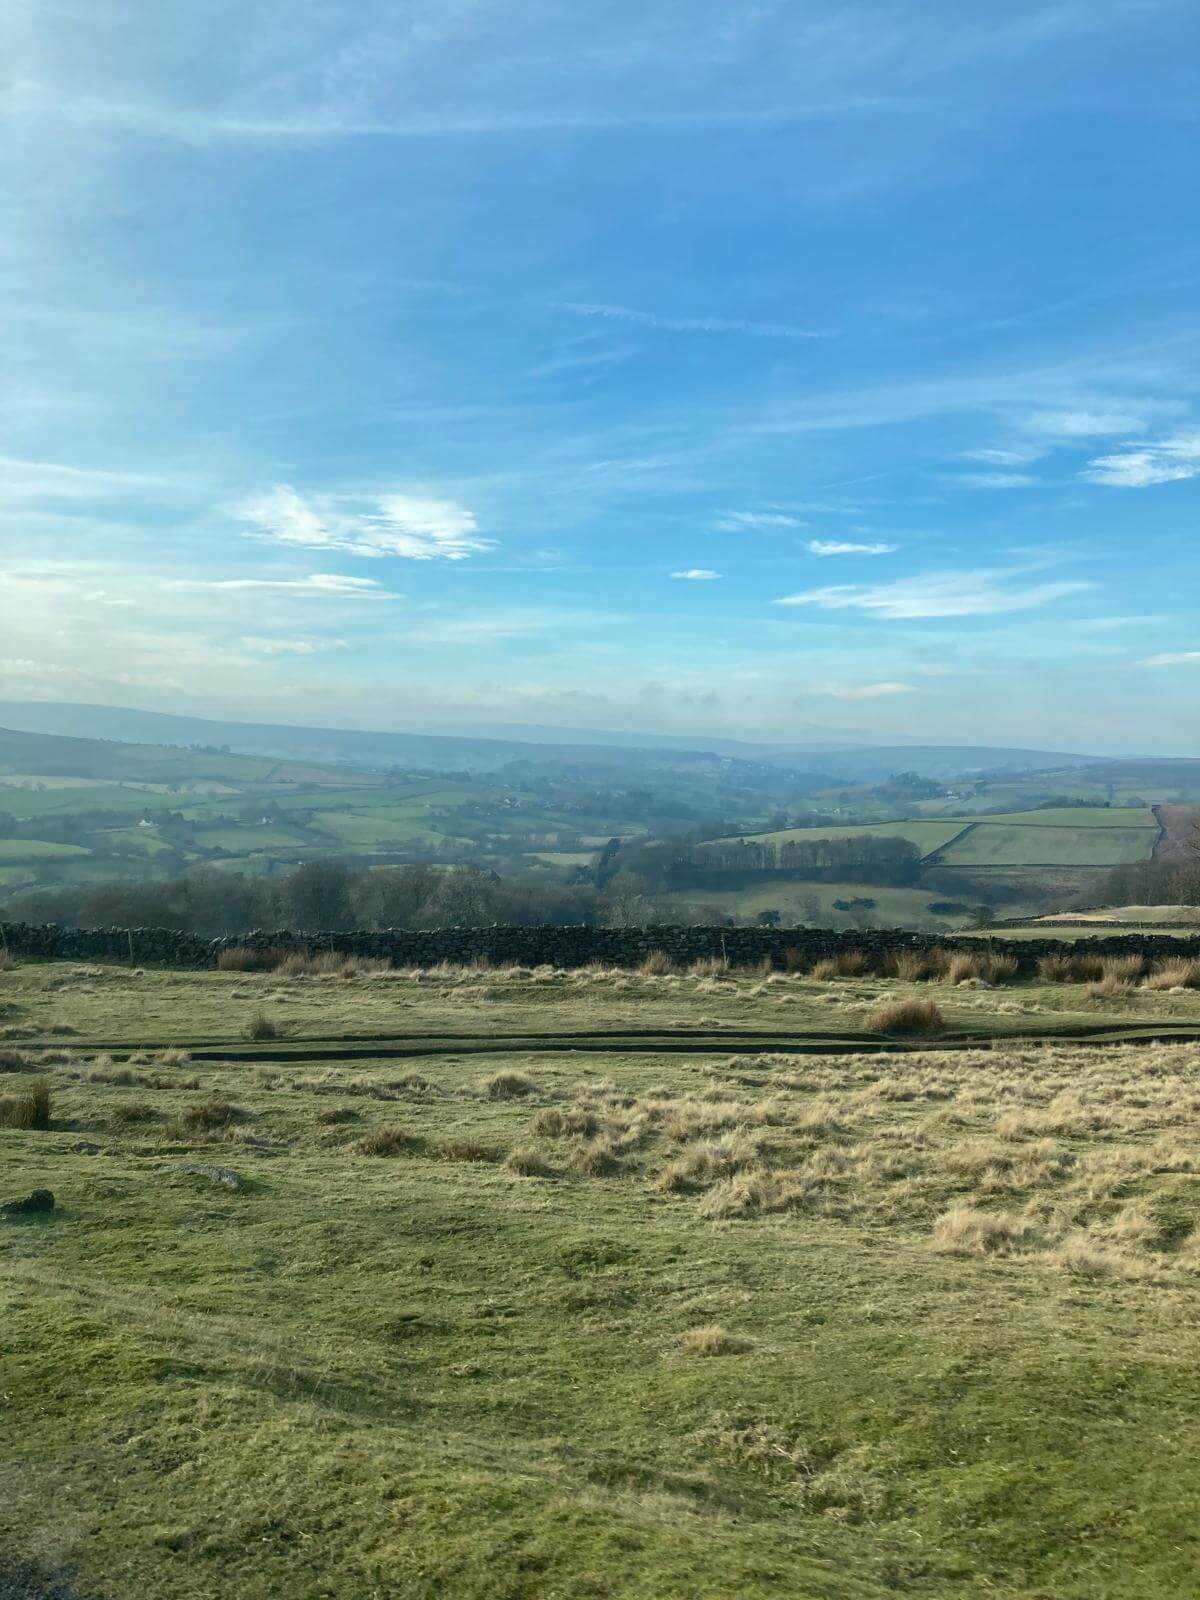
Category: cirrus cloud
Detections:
[
  {"x1": 775, "y1": 566, "x2": 1093, "y2": 619},
  {"x1": 1084, "y1": 431, "x2": 1200, "y2": 488},
  {"x1": 716, "y1": 510, "x2": 807, "y2": 531},
  {"x1": 953, "y1": 471, "x2": 1036, "y2": 489},
  {"x1": 807, "y1": 538, "x2": 897, "y2": 556},
  {"x1": 241, "y1": 636, "x2": 348, "y2": 655},
  {"x1": 824, "y1": 681, "x2": 915, "y2": 699},
  {"x1": 671, "y1": 568, "x2": 722, "y2": 580},
  {"x1": 1140, "y1": 650, "x2": 1200, "y2": 667},
  {"x1": 170, "y1": 573, "x2": 399, "y2": 599},
  {"x1": 236, "y1": 484, "x2": 493, "y2": 560}
]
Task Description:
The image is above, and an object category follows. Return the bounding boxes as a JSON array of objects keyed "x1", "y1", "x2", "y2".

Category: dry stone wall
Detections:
[{"x1": 4, "y1": 921, "x2": 1200, "y2": 974}]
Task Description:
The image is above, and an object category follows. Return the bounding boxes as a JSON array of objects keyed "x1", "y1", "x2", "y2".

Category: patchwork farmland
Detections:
[
  {"x1": 740, "y1": 807, "x2": 1162, "y2": 870},
  {"x1": 927, "y1": 808, "x2": 1162, "y2": 868}
]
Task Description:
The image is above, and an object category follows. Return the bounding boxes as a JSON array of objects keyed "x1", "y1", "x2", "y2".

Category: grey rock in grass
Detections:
[
  {"x1": 0, "y1": 1188, "x2": 54, "y2": 1215},
  {"x1": 172, "y1": 1162, "x2": 246, "y2": 1190}
]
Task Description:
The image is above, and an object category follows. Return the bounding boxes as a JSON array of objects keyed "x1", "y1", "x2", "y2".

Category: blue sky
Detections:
[{"x1": 4, "y1": 0, "x2": 1199, "y2": 753}]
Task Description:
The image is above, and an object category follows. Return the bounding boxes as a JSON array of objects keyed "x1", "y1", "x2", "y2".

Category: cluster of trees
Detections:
[
  {"x1": 1097, "y1": 816, "x2": 1200, "y2": 906},
  {"x1": 11, "y1": 862, "x2": 603, "y2": 936},
  {"x1": 1098, "y1": 856, "x2": 1200, "y2": 907},
  {"x1": 613, "y1": 834, "x2": 922, "y2": 889}
]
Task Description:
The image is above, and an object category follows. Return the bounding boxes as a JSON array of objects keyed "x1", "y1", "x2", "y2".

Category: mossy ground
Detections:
[{"x1": 3, "y1": 960, "x2": 1200, "y2": 1597}]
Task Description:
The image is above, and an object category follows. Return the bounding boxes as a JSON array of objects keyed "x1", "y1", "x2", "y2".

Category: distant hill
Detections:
[{"x1": 0, "y1": 701, "x2": 1105, "y2": 782}]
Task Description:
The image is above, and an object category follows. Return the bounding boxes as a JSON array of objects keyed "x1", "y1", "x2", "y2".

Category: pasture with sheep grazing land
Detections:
[{"x1": 4, "y1": 952, "x2": 1200, "y2": 1597}]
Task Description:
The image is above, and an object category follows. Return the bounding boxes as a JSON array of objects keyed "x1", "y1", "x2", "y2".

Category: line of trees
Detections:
[
  {"x1": 8, "y1": 862, "x2": 603, "y2": 936},
  {"x1": 612, "y1": 835, "x2": 922, "y2": 888},
  {"x1": 1097, "y1": 856, "x2": 1200, "y2": 907}
]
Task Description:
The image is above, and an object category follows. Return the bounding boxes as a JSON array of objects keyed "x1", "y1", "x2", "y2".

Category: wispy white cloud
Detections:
[
  {"x1": 1084, "y1": 430, "x2": 1200, "y2": 488},
  {"x1": 11, "y1": 87, "x2": 911, "y2": 147},
  {"x1": 527, "y1": 342, "x2": 631, "y2": 382},
  {"x1": 1018, "y1": 408, "x2": 1155, "y2": 439},
  {"x1": 1075, "y1": 615, "x2": 1170, "y2": 631},
  {"x1": 775, "y1": 567, "x2": 1093, "y2": 619},
  {"x1": 671, "y1": 568, "x2": 722, "y2": 580},
  {"x1": 960, "y1": 445, "x2": 1045, "y2": 466},
  {"x1": 170, "y1": 574, "x2": 399, "y2": 599},
  {"x1": 1140, "y1": 650, "x2": 1200, "y2": 667},
  {"x1": 807, "y1": 538, "x2": 897, "y2": 556},
  {"x1": 716, "y1": 510, "x2": 807, "y2": 531},
  {"x1": 747, "y1": 371, "x2": 1186, "y2": 442},
  {"x1": 236, "y1": 484, "x2": 493, "y2": 560},
  {"x1": 824, "y1": 680, "x2": 915, "y2": 699},
  {"x1": 0, "y1": 456, "x2": 181, "y2": 499},
  {"x1": 552, "y1": 302, "x2": 825, "y2": 341},
  {"x1": 954, "y1": 471, "x2": 1037, "y2": 489},
  {"x1": 241, "y1": 636, "x2": 348, "y2": 656},
  {"x1": 399, "y1": 609, "x2": 590, "y2": 644}
]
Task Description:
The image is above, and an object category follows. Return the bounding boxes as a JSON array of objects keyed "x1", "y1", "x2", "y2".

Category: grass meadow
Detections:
[{"x1": 4, "y1": 956, "x2": 1200, "y2": 1596}]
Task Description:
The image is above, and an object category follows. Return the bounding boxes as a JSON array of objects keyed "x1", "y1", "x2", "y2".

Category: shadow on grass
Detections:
[{"x1": 0, "y1": 1557, "x2": 98, "y2": 1599}]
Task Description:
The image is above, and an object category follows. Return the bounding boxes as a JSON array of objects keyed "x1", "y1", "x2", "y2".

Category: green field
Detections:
[
  {"x1": 734, "y1": 819, "x2": 970, "y2": 858},
  {"x1": 937, "y1": 809, "x2": 1158, "y2": 869},
  {"x1": 312, "y1": 809, "x2": 450, "y2": 846},
  {"x1": 0, "y1": 838, "x2": 91, "y2": 862},
  {"x1": 971, "y1": 807, "x2": 1158, "y2": 828},
  {"x1": 662, "y1": 881, "x2": 980, "y2": 931},
  {"x1": 195, "y1": 824, "x2": 318, "y2": 851},
  {"x1": 739, "y1": 809, "x2": 1159, "y2": 871},
  {"x1": 4, "y1": 957, "x2": 1200, "y2": 1597}
]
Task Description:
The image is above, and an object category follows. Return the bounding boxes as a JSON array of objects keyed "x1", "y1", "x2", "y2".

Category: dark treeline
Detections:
[
  {"x1": 613, "y1": 835, "x2": 922, "y2": 888},
  {"x1": 1097, "y1": 856, "x2": 1200, "y2": 907},
  {"x1": 11, "y1": 862, "x2": 603, "y2": 936}
]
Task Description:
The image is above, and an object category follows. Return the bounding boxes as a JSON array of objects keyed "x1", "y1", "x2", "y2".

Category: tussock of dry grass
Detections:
[
  {"x1": 689, "y1": 956, "x2": 730, "y2": 977},
  {"x1": 86, "y1": 1058, "x2": 201, "y2": 1090},
  {"x1": 503, "y1": 1145, "x2": 555, "y2": 1177},
  {"x1": 1085, "y1": 974, "x2": 1133, "y2": 1002},
  {"x1": 244, "y1": 1010, "x2": 280, "y2": 1042},
  {"x1": 108, "y1": 1101, "x2": 160, "y2": 1126},
  {"x1": 938, "y1": 951, "x2": 1018, "y2": 986},
  {"x1": 217, "y1": 946, "x2": 284, "y2": 972},
  {"x1": 811, "y1": 952, "x2": 868, "y2": 980},
  {"x1": 885, "y1": 949, "x2": 931, "y2": 982},
  {"x1": 437, "y1": 1137, "x2": 499, "y2": 1164},
  {"x1": 679, "y1": 1324, "x2": 751, "y2": 1356},
  {"x1": 656, "y1": 1133, "x2": 764, "y2": 1193},
  {"x1": 354, "y1": 1124, "x2": 420, "y2": 1157},
  {"x1": 316, "y1": 1106, "x2": 361, "y2": 1125},
  {"x1": 865, "y1": 996, "x2": 945, "y2": 1036},
  {"x1": 1100, "y1": 954, "x2": 1145, "y2": 983},
  {"x1": 0, "y1": 1079, "x2": 50, "y2": 1130},
  {"x1": 178, "y1": 1098, "x2": 241, "y2": 1133},
  {"x1": 1144, "y1": 957, "x2": 1200, "y2": 991},
  {"x1": 639, "y1": 950, "x2": 675, "y2": 975},
  {"x1": 698, "y1": 1169, "x2": 817, "y2": 1219},
  {"x1": 532, "y1": 1106, "x2": 600, "y2": 1138},
  {"x1": 482, "y1": 1070, "x2": 537, "y2": 1100},
  {"x1": 571, "y1": 1138, "x2": 624, "y2": 1177},
  {"x1": 1048, "y1": 1234, "x2": 1137, "y2": 1279},
  {"x1": 931, "y1": 1205, "x2": 1038, "y2": 1255},
  {"x1": 218, "y1": 947, "x2": 395, "y2": 978},
  {"x1": 1037, "y1": 953, "x2": 1076, "y2": 983}
]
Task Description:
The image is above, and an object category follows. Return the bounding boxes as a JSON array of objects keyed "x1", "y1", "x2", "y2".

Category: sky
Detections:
[{"x1": 3, "y1": 0, "x2": 1199, "y2": 754}]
